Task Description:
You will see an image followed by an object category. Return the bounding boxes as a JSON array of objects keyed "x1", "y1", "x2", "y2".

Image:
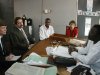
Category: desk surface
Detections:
[{"x1": 22, "y1": 38, "x2": 70, "y2": 75}]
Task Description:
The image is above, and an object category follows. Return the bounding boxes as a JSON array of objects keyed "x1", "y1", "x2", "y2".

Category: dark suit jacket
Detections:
[
  {"x1": 0, "y1": 35, "x2": 15, "y2": 74},
  {"x1": 0, "y1": 35, "x2": 10, "y2": 61},
  {"x1": 9, "y1": 26, "x2": 34, "y2": 55}
]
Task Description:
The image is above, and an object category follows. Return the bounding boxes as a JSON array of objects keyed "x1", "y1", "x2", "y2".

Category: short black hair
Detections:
[
  {"x1": 0, "y1": 19, "x2": 6, "y2": 26},
  {"x1": 14, "y1": 17, "x2": 22, "y2": 24},
  {"x1": 88, "y1": 24, "x2": 100, "y2": 43},
  {"x1": 69, "y1": 20, "x2": 76, "y2": 25},
  {"x1": 45, "y1": 18, "x2": 51, "y2": 21}
]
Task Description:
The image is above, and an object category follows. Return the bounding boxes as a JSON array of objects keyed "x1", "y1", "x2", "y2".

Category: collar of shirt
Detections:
[
  {"x1": 44, "y1": 25, "x2": 50, "y2": 30},
  {"x1": 0, "y1": 36, "x2": 3, "y2": 43},
  {"x1": 0, "y1": 36, "x2": 2, "y2": 39},
  {"x1": 0, "y1": 36, "x2": 1, "y2": 44},
  {"x1": 18, "y1": 28, "x2": 23, "y2": 31}
]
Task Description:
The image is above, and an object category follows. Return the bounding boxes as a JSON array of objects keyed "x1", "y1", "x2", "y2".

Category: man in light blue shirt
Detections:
[{"x1": 69, "y1": 24, "x2": 100, "y2": 75}]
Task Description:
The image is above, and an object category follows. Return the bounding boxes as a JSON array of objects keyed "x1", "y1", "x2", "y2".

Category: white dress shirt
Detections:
[
  {"x1": 71, "y1": 40, "x2": 100, "y2": 75},
  {"x1": 39, "y1": 25, "x2": 54, "y2": 40},
  {"x1": 0, "y1": 36, "x2": 3, "y2": 48},
  {"x1": 0, "y1": 36, "x2": 2, "y2": 44},
  {"x1": 0, "y1": 36, "x2": 4, "y2": 55}
]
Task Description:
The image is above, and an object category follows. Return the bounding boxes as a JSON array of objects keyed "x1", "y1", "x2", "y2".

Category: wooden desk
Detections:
[
  {"x1": 50, "y1": 33, "x2": 70, "y2": 42},
  {"x1": 22, "y1": 38, "x2": 70, "y2": 75}
]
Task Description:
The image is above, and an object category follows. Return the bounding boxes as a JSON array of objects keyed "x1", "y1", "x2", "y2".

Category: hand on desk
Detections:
[
  {"x1": 49, "y1": 33, "x2": 54, "y2": 37},
  {"x1": 68, "y1": 46, "x2": 78, "y2": 54},
  {"x1": 5, "y1": 54, "x2": 15, "y2": 61},
  {"x1": 28, "y1": 44, "x2": 34, "y2": 49}
]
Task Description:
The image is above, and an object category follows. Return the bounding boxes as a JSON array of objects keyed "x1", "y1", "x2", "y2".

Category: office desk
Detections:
[{"x1": 22, "y1": 38, "x2": 70, "y2": 75}]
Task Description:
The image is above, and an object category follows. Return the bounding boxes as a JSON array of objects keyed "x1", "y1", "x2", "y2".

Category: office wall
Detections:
[
  {"x1": 14, "y1": 0, "x2": 42, "y2": 41},
  {"x1": 77, "y1": 0, "x2": 100, "y2": 37},
  {"x1": 14, "y1": 0, "x2": 78, "y2": 41},
  {"x1": 0, "y1": 0, "x2": 14, "y2": 33}
]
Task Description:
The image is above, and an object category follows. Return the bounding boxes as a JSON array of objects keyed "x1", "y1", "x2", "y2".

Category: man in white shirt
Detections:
[{"x1": 39, "y1": 18, "x2": 54, "y2": 40}]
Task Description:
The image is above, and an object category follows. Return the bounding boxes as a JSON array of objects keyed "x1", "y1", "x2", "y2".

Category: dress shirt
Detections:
[
  {"x1": 39, "y1": 25, "x2": 54, "y2": 40},
  {"x1": 71, "y1": 40, "x2": 100, "y2": 75},
  {"x1": 0, "y1": 36, "x2": 4, "y2": 55}
]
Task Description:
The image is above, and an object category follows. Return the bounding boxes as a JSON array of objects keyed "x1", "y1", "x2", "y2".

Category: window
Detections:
[
  {"x1": 85, "y1": 17, "x2": 91, "y2": 36},
  {"x1": 87, "y1": 0, "x2": 93, "y2": 11},
  {"x1": 99, "y1": 18, "x2": 100, "y2": 24}
]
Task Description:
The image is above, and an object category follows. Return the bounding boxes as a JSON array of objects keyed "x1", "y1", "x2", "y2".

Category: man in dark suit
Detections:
[
  {"x1": 9, "y1": 17, "x2": 34, "y2": 55},
  {"x1": 0, "y1": 20, "x2": 15, "y2": 75}
]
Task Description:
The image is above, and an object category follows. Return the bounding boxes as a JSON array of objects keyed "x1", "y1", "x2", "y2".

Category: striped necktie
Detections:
[{"x1": 20, "y1": 29, "x2": 29, "y2": 44}]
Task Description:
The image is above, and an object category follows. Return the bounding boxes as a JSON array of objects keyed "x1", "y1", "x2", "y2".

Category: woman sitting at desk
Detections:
[
  {"x1": 69, "y1": 24, "x2": 100, "y2": 75},
  {"x1": 66, "y1": 20, "x2": 78, "y2": 38}
]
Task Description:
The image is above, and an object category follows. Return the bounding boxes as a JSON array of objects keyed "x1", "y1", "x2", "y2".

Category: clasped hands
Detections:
[{"x1": 68, "y1": 45, "x2": 78, "y2": 54}]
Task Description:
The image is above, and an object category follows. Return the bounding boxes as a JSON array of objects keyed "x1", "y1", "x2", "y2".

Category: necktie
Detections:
[{"x1": 20, "y1": 29, "x2": 29, "y2": 44}]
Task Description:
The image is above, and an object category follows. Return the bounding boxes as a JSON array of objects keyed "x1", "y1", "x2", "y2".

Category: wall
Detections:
[
  {"x1": 0, "y1": 0, "x2": 14, "y2": 33},
  {"x1": 77, "y1": 0, "x2": 100, "y2": 37},
  {"x1": 14, "y1": 0, "x2": 78, "y2": 41}
]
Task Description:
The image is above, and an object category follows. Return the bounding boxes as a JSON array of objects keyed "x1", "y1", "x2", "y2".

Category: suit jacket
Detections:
[
  {"x1": 0, "y1": 35, "x2": 15, "y2": 74},
  {"x1": 0, "y1": 35, "x2": 10, "y2": 61},
  {"x1": 9, "y1": 26, "x2": 34, "y2": 55}
]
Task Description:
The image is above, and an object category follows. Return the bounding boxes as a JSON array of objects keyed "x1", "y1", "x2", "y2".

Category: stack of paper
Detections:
[
  {"x1": 5, "y1": 62, "x2": 57, "y2": 75},
  {"x1": 46, "y1": 46, "x2": 73, "y2": 58},
  {"x1": 23, "y1": 52, "x2": 52, "y2": 67},
  {"x1": 70, "y1": 39, "x2": 86, "y2": 46}
]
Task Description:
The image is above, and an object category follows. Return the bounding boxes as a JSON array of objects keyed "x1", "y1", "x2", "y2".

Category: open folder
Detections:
[{"x1": 5, "y1": 62, "x2": 57, "y2": 75}]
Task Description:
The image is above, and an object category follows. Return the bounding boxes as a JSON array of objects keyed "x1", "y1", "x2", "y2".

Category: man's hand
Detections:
[
  {"x1": 28, "y1": 44, "x2": 34, "y2": 49},
  {"x1": 68, "y1": 45, "x2": 78, "y2": 54},
  {"x1": 5, "y1": 54, "x2": 15, "y2": 61}
]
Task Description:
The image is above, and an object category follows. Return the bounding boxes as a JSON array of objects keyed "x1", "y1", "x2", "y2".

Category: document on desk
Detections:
[
  {"x1": 50, "y1": 46, "x2": 73, "y2": 58},
  {"x1": 23, "y1": 52, "x2": 52, "y2": 67},
  {"x1": 5, "y1": 62, "x2": 57, "y2": 75},
  {"x1": 70, "y1": 39, "x2": 86, "y2": 46}
]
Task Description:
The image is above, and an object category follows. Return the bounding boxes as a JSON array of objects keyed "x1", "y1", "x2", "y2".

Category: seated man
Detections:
[
  {"x1": 9, "y1": 17, "x2": 34, "y2": 55},
  {"x1": 69, "y1": 24, "x2": 100, "y2": 75},
  {"x1": 0, "y1": 20, "x2": 15, "y2": 74},
  {"x1": 66, "y1": 20, "x2": 78, "y2": 38},
  {"x1": 39, "y1": 18, "x2": 54, "y2": 40}
]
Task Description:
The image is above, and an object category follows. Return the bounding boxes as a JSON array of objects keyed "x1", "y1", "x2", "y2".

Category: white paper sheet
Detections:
[
  {"x1": 5, "y1": 62, "x2": 45, "y2": 75},
  {"x1": 46, "y1": 46, "x2": 73, "y2": 58},
  {"x1": 23, "y1": 52, "x2": 51, "y2": 67}
]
